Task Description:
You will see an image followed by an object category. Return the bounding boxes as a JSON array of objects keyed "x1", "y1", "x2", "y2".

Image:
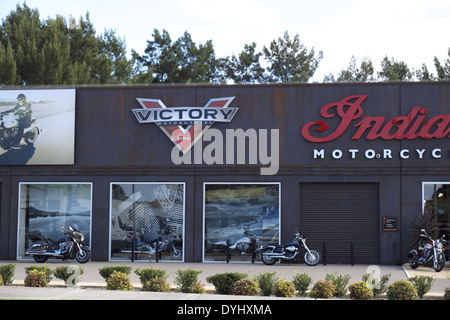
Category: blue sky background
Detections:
[{"x1": 1, "y1": 0, "x2": 449, "y2": 81}]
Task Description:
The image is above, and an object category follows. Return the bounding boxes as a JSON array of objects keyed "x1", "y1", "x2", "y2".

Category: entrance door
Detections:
[
  {"x1": 423, "y1": 183, "x2": 450, "y2": 255},
  {"x1": 299, "y1": 183, "x2": 380, "y2": 264}
]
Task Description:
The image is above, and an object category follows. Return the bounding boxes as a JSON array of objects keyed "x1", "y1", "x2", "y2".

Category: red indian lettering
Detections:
[
  {"x1": 301, "y1": 95, "x2": 450, "y2": 142},
  {"x1": 301, "y1": 95, "x2": 368, "y2": 142}
]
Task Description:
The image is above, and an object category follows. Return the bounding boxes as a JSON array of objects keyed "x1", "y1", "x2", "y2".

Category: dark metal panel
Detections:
[
  {"x1": 399, "y1": 83, "x2": 450, "y2": 166},
  {"x1": 75, "y1": 86, "x2": 196, "y2": 168},
  {"x1": 299, "y1": 183, "x2": 380, "y2": 264}
]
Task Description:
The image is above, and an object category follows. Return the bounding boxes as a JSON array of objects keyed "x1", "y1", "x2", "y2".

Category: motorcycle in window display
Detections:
[
  {"x1": 25, "y1": 225, "x2": 91, "y2": 263},
  {"x1": 122, "y1": 227, "x2": 183, "y2": 260},
  {"x1": 258, "y1": 229, "x2": 320, "y2": 266},
  {"x1": 212, "y1": 227, "x2": 260, "y2": 256},
  {"x1": 408, "y1": 229, "x2": 446, "y2": 272},
  {"x1": 148, "y1": 229, "x2": 183, "y2": 260}
]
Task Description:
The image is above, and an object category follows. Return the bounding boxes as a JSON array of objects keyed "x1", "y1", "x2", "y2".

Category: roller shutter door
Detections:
[{"x1": 299, "y1": 183, "x2": 380, "y2": 264}]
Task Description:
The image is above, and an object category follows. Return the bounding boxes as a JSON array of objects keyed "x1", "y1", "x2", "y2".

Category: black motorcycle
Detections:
[
  {"x1": 258, "y1": 229, "x2": 320, "y2": 266},
  {"x1": 408, "y1": 229, "x2": 446, "y2": 272},
  {"x1": 26, "y1": 225, "x2": 91, "y2": 263}
]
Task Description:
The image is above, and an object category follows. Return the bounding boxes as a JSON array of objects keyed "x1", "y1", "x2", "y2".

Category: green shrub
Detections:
[
  {"x1": 274, "y1": 279, "x2": 296, "y2": 298},
  {"x1": 233, "y1": 278, "x2": 260, "y2": 296},
  {"x1": 206, "y1": 272, "x2": 248, "y2": 295},
  {"x1": 362, "y1": 272, "x2": 391, "y2": 296},
  {"x1": 99, "y1": 265, "x2": 132, "y2": 281},
  {"x1": 408, "y1": 275, "x2": 435, "y2": 299},
  {"x1": 325, "y1": 272, "x2": 351, "y2": 297},
  {"x1": 106, "y1": 271, "x2": 133, "y2": 291},
  {"x1": 292, "y1": 272, "x2": 312, "y2": 296},
  {"x1": 25, "y1": 265, "x2": 52, "y2": 283},
  {"x1": 175, "y1": 269, "x2": 203, "y2": 293},
  {"x1": 142, "y1": 277, "x2": 171, "y2": 292},
  {"x1": 190, "y1": 282, "x2": 206, "y2": 294},
  {"x1": 255, "y1": 272, "x2": 278, "y2": 296},
  {"x1": 53, "y1": 265, "x2": 84, "y2": 286},
  {"x1": 0, "y1": 264, "x2": 15, "y2": 285},
  {"x1": 135, "y1": 267, "x2": 169, "y2": 285},
  {"x1": 348, "y1": 281, "x2": 373, "y2": 300},
  {"x1": 387, "y1": 280, "x2": 418, "y2": 300},
  {"x1": 309, "y1": 280, "x2": 336, "y2": 299},
  {"x1": 0, "y1": 274, "x2": 3, "y2": 286},
  {"x1": 444, "y1": 287, "x2": 450, "y2": 300},
  {"x1": 24, "y1": 270, "x2": 48, "y2": 287}
]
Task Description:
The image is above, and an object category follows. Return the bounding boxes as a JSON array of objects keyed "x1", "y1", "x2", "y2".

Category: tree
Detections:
[
  {"x1": 415, "y1": 63, "x2": 435, "y2": 81},
  {"x1": 226, "y1": 42, "x2": 266, "y2": 84},
  {"x1": 0, "y1": 3, "x2": 44, "y2": 84},
  {"x1": 40, "y1": 15, "x2": 73, "y2": 84},
  {"x1": 97, "y1": 29, "x2": 133, "y2": 84},
  {"x1": 0, "y1": 40, "x2": 17, "y2": 85},
  {"x1": 174, "y1": 31, "x2": 225, "y2": 83},
  {"x1": 0, "y1": 4, "x2": 133, "y2": 85},
  {"x1": 134, "y1": 29, "x2": 225, "y2": 84},
  {"x1": 378, "y1": 56, "x2": 412, "y2": 81},
  {"x1": 140, "y1": 29, "x2": 179, "y2": 83},
  {"x1": 324, "y1": 56, "x2": 374, "y2": 83},
  {"x1": 263, "y1": 31, "x2": 323, "y2": 83},
  {"x1": 433, "y1": 48, "x2": 450, "y2": 80}
]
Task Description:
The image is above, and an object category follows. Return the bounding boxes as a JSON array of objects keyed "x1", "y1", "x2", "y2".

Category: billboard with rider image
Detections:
[{"x1": 0, "y1": 89, "x2": 75, "y2": 165}]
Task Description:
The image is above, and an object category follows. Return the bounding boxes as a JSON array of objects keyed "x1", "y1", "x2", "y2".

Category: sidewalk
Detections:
[{"x1": 0, "y1": 260, "x2": 448, "y2": 300}]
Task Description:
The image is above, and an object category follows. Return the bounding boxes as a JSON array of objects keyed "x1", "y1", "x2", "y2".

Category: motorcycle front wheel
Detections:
[
  {"x1": 433, "y1": 252, "x2": 445, "y2": 272},
  {"x1": 260, "y1": 248, "x2": 277, "y2": 265},
  {"x1": 25, "y1": 126, "x2": 39, "y2": 144},
  {"x1": 409, "y1": 259, "x2": 420, "y2": 269},
  {"x1": 75, "y1": 247, "x2": 91, "y2": 263},
  {"x1": 304, "y1": 249, "x2": 320, "y2": 266}
]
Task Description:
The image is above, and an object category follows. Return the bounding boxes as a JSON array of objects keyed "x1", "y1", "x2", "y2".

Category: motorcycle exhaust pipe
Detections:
[
  {"x1": 261, "y1": 252, "x2": 289, "y2": 259},
  {"x1": 26, "y1": 251, "x2": 58, "y2": 256}
]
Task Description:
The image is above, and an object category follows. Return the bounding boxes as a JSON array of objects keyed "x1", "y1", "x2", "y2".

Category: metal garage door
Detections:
[{"x1": 299, "y1": 183, "x2": 380, "y2": 264}]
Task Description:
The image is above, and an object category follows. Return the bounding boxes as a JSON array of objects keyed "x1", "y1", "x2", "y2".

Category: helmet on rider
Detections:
[{"x1": 17, "y1": 94, "x2": 26, "y2": 100}]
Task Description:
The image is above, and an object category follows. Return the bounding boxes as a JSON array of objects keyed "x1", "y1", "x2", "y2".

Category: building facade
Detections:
[{"x1": 0, "y1": 82, "x2": 449, "y2": 265}]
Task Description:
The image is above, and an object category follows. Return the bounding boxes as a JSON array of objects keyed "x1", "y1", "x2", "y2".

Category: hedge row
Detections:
[{"x1": 0, "y1": 263, "x2": 448, "y2": 300}]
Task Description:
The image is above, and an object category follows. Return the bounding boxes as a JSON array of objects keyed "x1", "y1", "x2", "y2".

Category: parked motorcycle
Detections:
[
  {"x1": 26, "y1": 225, "x2": 91, "y2": 263},
  {"x1": 0, "y1": 112, "x2": 40, "y2": 150},
  {"x1": 259, "y1": 229, "x2": 320, "y2": 266},
  {"x1": 408, "y1": 229, "x2": 446, "y2": 272}
]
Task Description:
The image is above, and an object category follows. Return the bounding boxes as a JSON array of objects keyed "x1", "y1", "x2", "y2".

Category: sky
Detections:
[{"x1": 1, "y1": 0, "x2": 449, "y2": 82}]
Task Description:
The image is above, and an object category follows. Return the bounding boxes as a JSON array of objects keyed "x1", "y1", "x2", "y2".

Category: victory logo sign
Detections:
[{"x1": 132, "y1": 97, "x2": 238, "y2": 153}]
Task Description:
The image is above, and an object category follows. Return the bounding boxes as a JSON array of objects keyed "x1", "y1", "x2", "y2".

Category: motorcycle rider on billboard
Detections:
[{"x1": 2, "y1": 93, "x2": 32, "y2": 148}]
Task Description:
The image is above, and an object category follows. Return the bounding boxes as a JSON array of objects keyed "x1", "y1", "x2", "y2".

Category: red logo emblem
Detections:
[{"x1": 133, "y1": 97, "x2": 237, "y2": 153}]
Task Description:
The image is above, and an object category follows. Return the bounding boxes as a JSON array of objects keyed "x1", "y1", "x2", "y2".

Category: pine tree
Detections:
[
  {"x1": 0, "y1": 40, "x2": 17, "y2": 85},
  {"x1": 263, "y1": 31, "x2": 323, "y2": 83}
]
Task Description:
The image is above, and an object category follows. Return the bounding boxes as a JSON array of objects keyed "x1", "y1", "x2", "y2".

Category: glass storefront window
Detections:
[
  {"x1": 423, "y1": 183, "x2": 450, "y2": 241},
  {"x1": 17, "y1": 183, "x2": 92, "y2": 260},
  {"x1": 203, "y1": 183, "x2": 280, "y2": 262},
  {"x1": 110, "y1": 183, "x2": 185, "y2": 261}
]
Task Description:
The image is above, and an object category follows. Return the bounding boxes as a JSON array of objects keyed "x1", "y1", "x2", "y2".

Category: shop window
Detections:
[
  {"x1": 17, "y1": 183, "x2": 92, "y2": 260},
  {"x1": 203, "y1": 183, "x2": 280, "y2": 262},
  {"x1": 423, "y1": 183, "x2": 450, "y2": 242},
  {"x1": 110, "y1": 183, "x2": 185, "y2": 261}
]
